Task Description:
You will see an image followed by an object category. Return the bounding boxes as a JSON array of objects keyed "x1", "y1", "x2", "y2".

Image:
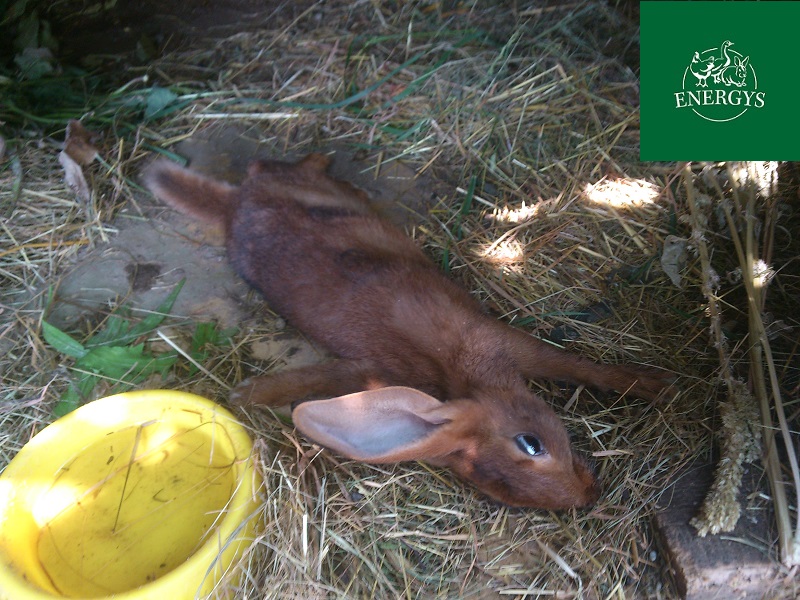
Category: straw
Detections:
[{"x1": 3, "y1": 0, "x2": 798, "y2": 596}]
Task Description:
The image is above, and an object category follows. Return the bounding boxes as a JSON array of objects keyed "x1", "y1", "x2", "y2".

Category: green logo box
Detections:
[{"x1": 640, "y1": 1, "x2": 800, "y2": 161}]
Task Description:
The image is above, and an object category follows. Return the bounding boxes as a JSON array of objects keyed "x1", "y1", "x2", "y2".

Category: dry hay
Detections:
[{"x1": 2, "y1": 1, "x2": 798, "y2": 598}]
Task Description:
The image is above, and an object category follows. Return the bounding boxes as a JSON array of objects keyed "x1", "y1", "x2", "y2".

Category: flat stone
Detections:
[{"x1": 653, "y1": 462, "x2": 780, "y2": 599}]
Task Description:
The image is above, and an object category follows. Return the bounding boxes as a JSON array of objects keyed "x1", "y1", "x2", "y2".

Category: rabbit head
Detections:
[
  {"x1": 292, "y1": 386, "x2": 599, "y2": 509},
  {"x1": 735, "y1": 55, "x2": 749, "y2": 77}
]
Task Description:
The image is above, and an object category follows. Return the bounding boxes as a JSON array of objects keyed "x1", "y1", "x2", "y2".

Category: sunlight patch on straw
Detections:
[{"x1": 582, "y1": 177, "x2": 661, "y2": 207}]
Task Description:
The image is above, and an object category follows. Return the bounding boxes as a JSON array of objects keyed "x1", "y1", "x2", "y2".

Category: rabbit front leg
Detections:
[
  {"x1": 499, "y1": 325, "x2": 676, "y2": 401},
  {"x1": 230, "y1": 358, "x2": 387, "y2": 407}
]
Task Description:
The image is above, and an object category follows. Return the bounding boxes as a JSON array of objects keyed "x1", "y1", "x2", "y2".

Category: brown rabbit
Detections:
[{"x1": 144, "y1": 153, "x2": 673, "y2": 509}]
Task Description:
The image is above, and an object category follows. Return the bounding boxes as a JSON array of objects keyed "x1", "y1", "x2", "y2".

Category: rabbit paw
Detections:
[
  {"x1": 229, "y1": 378, "x2": 253, "y2": 406},
  {"x1": 229, "y1": 377, "x2": 269, "y2": 406}
]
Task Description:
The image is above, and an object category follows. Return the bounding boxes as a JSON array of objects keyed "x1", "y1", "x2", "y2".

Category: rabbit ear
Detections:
[{"x1": 291, "y1": 387, "x2": 468, "y2": 463}]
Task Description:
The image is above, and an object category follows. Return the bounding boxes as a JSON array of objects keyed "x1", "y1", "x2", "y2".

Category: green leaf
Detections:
[
  {"x1": 125, "y1": 279, "x2": 185, "y2": 338},
  {"x1": 187, "y1": 322, "x2": 236, "y2": 374},
  {"x1": 84, "y1": 312, "x2": 131, "y2": 347},
  {"x1": 44, "y1": 282, "x2": 184, "y2": 417},
  {"x1": 86, "y1": 280, "x2": 184, "y2": 348},
  {"x1": 76, "y1": 345, "x2": 177, "y2": 384},
  {"x1": 144, "y1": 87, "x2": 180, "y2": 120},
  {"x1": 76, "y1": 344, "x2": 146, "y2": 379},
  {"x1": 14, "y1": 48, "x2": 54, "y2": 80},
  {"x1": 77, "y1": 373, "x2": 99, "y2": 398},
  {"x1": 190, "y1": 322, "x2": 235, "y2": 353},
  {"x1": 53, "y1": 385, "x2": 81, "y2": 417},
  {"x1": 41, "y1": 321, "x2": 87, "y2": 358}
]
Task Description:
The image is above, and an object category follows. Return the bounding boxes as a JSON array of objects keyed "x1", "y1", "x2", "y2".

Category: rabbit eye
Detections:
[{"x1": 515, "y1": 434, "x2": 545, "y2": 457}]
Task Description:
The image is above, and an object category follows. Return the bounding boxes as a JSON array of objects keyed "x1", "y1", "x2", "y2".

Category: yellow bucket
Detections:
[{"x1": 0, "y1": 390, "x2": 262, "y2": 599}]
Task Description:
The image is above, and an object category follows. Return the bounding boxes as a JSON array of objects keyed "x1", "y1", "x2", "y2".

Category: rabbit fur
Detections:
[{"x1": 144, "y1": 153, "x2": 673, "y2": 509}]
